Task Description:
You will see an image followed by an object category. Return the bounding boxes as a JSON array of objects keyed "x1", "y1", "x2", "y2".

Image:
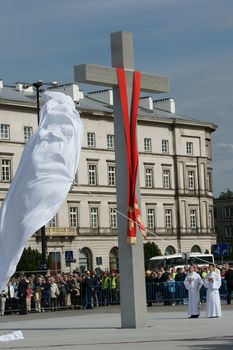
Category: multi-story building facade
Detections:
[
  {"x1": 0, "y1": 80, "x2": 217, "y2": 273},
  {"x1": 214, "y1": 196, "x2": 233, "y2": 257}
]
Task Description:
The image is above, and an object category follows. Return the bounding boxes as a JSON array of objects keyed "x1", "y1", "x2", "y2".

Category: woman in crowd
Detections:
[{"x1": 50, "y1": 276, "x2": 60, "y2": 311}]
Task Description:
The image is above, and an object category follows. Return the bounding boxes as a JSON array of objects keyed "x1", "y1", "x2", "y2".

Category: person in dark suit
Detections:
[
  {"x1": 17, "y1": 274, "x2": 28, "y2": 315},
  {"x1": 224, "y1": 263, "x2": 233, "y2": 305},
  {"x1": 160, "y1": 267, "x2": 170, "y2": 305},
  {"x1": 175, "y1": 267, "x2": 187, "y2": 304}
]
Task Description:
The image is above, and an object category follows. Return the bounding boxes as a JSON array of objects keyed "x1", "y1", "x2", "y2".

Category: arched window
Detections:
[
  {"x1": 79, "y1": 247, "x2": 93, "y2": 272},
  {"x1": 165, "y1": 245, "x2": 176, "y2": 255},
  {"x1": 49, "y1": 251, "x2": 61, "y2": 274},
  {"x1": 191, "y1": 245, "x2": 202, "y2": 253},
  {"x1": 109, "y1": 247, "x2": 119, "y2": 272}
]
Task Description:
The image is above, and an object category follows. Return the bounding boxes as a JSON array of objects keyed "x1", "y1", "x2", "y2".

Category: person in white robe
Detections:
[
  {"x1": 204, "y1": 264, "x2": 222, "y2": 318},
  {"x1": 184, "y1": 265, "x2": 203, "y2": 318}
]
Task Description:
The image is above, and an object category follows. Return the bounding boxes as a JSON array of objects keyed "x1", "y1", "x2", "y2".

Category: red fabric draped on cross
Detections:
[{"x1": 116, "y1": 68, "x2": 147, "y2": 244}]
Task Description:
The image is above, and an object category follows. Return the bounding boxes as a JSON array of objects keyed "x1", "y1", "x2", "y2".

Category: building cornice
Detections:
[{"x1": 0, "y1": 96, "x2": 217, "y2": 133}]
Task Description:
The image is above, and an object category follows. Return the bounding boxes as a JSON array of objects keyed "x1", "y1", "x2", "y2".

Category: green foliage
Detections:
[
  {"x1": 143, "y1": 241, "x2": 162, "y2": 270},
  {"x1": 218, "y1": 189, "x2": 233, "y2": 199},
  {"x1": 16, "y1": 247, "x2": 48, "y2": 273}
]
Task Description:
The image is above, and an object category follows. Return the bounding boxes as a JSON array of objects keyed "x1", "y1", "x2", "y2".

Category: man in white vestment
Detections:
[
  {"x1": 204, "y1": 264, "x2": 222, "y2": 318},
  {"x1": 184, "y1": 265, "x2": 203, "y2": 318}
]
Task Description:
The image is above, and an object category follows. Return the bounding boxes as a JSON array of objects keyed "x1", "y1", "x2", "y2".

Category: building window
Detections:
[
  {"x1": 214, "y1": 207, "x2": 217, "y2": 219},
  {"x1": 48, "y1": 215, "x2": 57, "y2": 228},
  {"x1": 188, "y1": 170, "x2": 195, "y2": 190},
  {"x1": 110, "y1": 207, "x2": 117, "y2": 228},
  {"x1": 24, "y1": 126, "x2": 33, "y2": 142},
  {"x1": 109, "y1": 247, "x2": 119, "y2": 272},
  {"x1": 224, "y1": 207, "x2": 229, "y2": 218},
  {"x1": 206, "y1": 171, "x2": 212, "y2": 192},
  {"x1": 108, "y1": 165, "x2": 116, "y2": 186},
  {"x1": 144, "y1": 138, "x2": 152, "y2": 152},
  {"x1": 165, "y1": 245, "x2": 176, "y2": 255},
  {"x1": 1, "y1": 159, "x2": 11, "y2": 182},
  {"x1": 225, "y1": 207, "x2": 233, "y2": 217},
  {"x1": 88, "y1": 164, "x2": 97, "y2": 185},
  {"x1": 90, "y1": 207, "x2": 99, "y2": 228},
  {"x1": 87, "y1": 132, "x2": 96, "y2": 147},
  {"x1": 49, "y1": 251, "x2": 61, "y2": 273},
  {"x1": 165, "y1": 209, "x2": 172, "y2": 229},
  {"x1": 186, "y1": 141, "x2": 193, "y2": 155},
  {"x1": 147, "y1": 208, "x2": 155, "y2": 229},
  {"x1": 205, "y1": 143, "x2": 209, "y2": 158},
  {"x1": 225, "y1": 227, "x2": 233, "y2": 237},
  {"x1": 0, "y1": 124, "x2": 10, "y2": 140},
  {"x1": 162, "y1": 139, "x2": 169, "y2": 153},
  {"x1": 79, "y1": 248, "x2": 93, "y2": 273},
  {"x1": 145, "y1": 167, "x2": 153, "y2": 188},
  {"x1": 208, "y1": 210, "x2": 213, "y2": 229},
  {"x1": 107, "y1": 134, "x2": 114, "y2": 149},
  {"x1": 163, "y1": 169, "x2": 171, "y2": 189},
  {"x1": 190, "y1": 209, "x2": 197, "y2": 229},
  {"x1": 69, "y1": 207, "x2": 78, "y2": 227}
]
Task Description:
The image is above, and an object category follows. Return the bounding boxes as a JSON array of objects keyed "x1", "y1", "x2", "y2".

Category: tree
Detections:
[
  {"x1": 16, "y1": 247, "x2": 49, "y2": 273},
  {"x1": 218, "y1": 189, "x2": 233, "y2": 199},
  {"x1": 143, "y1": 241, "x2": 162, "y2": 270}
]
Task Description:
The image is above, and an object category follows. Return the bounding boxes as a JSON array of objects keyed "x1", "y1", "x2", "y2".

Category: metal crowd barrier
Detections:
[
  {"x1": 0, "y1": 280, "x2": 230, "y2": 315},
  {"x1": 145, "y1": 279, "x2": 228, "y2": 305}
]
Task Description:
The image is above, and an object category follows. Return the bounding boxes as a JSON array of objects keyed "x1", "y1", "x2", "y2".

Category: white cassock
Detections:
[
  {"x1": 204, "y1": 272, "x2": 222, "y2": 318},
  {"x1": 184, "y1": 272, "x2": 203, "y2": 317},
  {"x1": 0, "y1": 91, "x2": 83, "y2": 293}
]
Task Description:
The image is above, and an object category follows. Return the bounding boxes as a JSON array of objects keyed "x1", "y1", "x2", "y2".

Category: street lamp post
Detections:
[{"x1": 32, "y1": 80, "x2": 57, "y2": 271}]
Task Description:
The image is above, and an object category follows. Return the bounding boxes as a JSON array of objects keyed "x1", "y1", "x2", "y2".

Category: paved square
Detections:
[{"x1": 0, "y1": 305, "x2": 232, "y2": 349}]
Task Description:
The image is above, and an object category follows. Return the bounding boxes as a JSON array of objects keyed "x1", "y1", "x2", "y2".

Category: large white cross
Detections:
[{"x1": 74, "y1": 31, "x2": 169, "y2": 328}]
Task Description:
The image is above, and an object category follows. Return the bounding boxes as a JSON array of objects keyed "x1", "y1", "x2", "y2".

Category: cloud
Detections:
[
  {"x1": 172, "y1": 60, "x2": 233, "y2": 126},
  {"x1": 215, "y1": 143, "x2": 233, "y2": 151},
  {"x1": 212, "y1": 142, "x2": 233, "y2": 195},
  {"x1": 214, "y1": 142, "x2": 233, "y2": 160},
  {"x1": 0, "y1": 0, "x2": 232, "y2": 196}
]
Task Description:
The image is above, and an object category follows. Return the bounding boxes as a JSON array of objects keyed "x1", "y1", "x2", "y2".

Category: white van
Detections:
[{"x1": 150, "y1": 252, "x2": 215, "y2": 270}]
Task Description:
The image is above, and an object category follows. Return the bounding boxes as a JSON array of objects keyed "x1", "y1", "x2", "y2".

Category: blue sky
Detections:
[{"x1": 1, "y1": 0, "x2": 233, "y2": 196}]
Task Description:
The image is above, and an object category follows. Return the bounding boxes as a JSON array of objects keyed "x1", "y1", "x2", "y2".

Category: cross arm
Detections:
[
  {"x1": 74, "y1": 64, "x2": 169, "y2": 93},
  {"x1": 74, "y1": 64, "x2": 116, "y2": 87}
]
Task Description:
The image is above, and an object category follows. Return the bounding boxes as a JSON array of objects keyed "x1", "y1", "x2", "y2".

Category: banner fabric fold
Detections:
[{"x1": 0, "y1": 91, "x2": 83, "y2": 292}]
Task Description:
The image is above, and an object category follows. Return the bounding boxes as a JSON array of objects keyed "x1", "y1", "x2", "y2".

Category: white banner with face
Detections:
[{"x1": 0, "y1": 91, "x2": 83, "y2": 292}]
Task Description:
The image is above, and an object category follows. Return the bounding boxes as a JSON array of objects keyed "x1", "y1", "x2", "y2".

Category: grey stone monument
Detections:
[{"x1": 74, "y1": 31, "x2": 169, "y2": 328}]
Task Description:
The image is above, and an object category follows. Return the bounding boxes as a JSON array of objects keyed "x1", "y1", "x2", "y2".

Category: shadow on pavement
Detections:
[{"x1": 180, "y1": 336, "x2": 233, "y2": 350}]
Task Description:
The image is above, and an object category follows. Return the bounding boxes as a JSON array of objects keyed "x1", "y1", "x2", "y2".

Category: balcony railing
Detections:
[{"x1": 45, "y1": 227, "x2": 77, "y2": 236}]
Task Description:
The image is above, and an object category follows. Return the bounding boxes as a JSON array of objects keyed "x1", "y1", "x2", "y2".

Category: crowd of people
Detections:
[
  {"x1": 0, "y1": 263, "x2": 233, "y2": 317},
  {"x1": 0, "y1": 271, "x2": 119, "y2": 316},
  {"x1": 145, "y1": 262, "x2": 233, "y2": 317}
]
